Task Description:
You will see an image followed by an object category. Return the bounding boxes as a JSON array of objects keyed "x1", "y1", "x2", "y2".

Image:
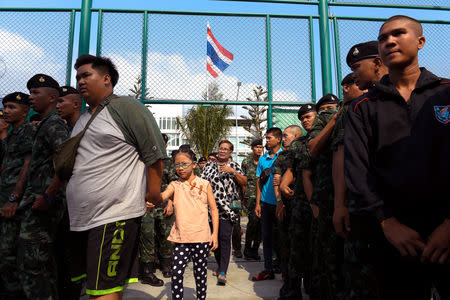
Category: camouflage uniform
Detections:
[
  {"x1": 287, "y1": 136, "x2": 314, "y2": 295},
  {"x1": 140, "y1": 157, "x2": 177, "y2": 265},
  {"x1": 241, "y1": 156, "x2": 261, "y2": 256},
  {"x1": 272, "y1": 150, "x2": 293, "y2": 279},
  {"x1": 0, "y1": 121, "x2": 36, "y2": 299},
  {"x1": 16, "y1": 110, "x2": 69, "y2": 299},
  {"x1": 331, "y1": 102, "x2": 379, "y2": 300},
  {"x1": 308, "y1": 109, "x2": 344, "y2": 300}
]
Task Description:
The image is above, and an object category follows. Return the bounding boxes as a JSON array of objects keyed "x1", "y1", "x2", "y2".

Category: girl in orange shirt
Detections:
[{"x1": 159, "y1": 147, "x2": 219, "y2": 300}]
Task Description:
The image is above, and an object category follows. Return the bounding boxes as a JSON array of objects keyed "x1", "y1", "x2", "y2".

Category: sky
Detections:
[{"x1": 0, "y1": 0, "x2": 449, "y2": 105}]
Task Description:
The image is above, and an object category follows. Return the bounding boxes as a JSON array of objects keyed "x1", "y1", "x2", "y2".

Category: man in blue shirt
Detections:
[{"x1": 252, "y1": 127, "x2": 283, "y2": 281}]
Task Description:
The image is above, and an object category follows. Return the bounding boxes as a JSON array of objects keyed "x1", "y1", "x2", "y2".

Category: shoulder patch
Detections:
[{"x1": 434, "y1": 105, "x2": 450, "y2": 124}]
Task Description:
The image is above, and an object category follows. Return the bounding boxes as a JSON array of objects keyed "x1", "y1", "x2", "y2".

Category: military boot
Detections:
[
  {"x1": 160, "y1": 257, "x2": 172, "y2": 278},
  {"x1": 139, "y1": 262, "x2": 164, "y2": 286}
]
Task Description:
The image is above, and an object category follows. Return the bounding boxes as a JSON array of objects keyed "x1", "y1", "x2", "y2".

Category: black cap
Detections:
[
  {"x1": 341, "y1": 73, "x2": 356, "y2": 86},
  {"x1": 316, "y1": 94, "x2": 339, "y2": 111},
  {"x1": 0, "y1": 110, "x2": 3, "y2": 118},
  {"x1": 27, "y1": 74, "x2": 59, "y2": 90},
  {"x1": 297, "y1": 103, "x2": 316, "y2": 120},
  {"x1": 2, "y1": 92, "x2": 30, "y2": 106},
  {"x1": 346, "y1": 41, "x2": 379, "y2": 68},
  {"x1": 59, "y1": 86, "x2": 79, "y2": 97},
  {"x1": 251, "y1": 139, "x2": 263, "y2": 148},
  {"x1": 198, "y1": 157, "x2": 207, "y2": 163}
]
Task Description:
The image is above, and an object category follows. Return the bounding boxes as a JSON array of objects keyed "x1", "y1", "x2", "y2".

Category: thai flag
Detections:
[{"x1": 207, "y1": 23, "x2": 234, "y2": 78}]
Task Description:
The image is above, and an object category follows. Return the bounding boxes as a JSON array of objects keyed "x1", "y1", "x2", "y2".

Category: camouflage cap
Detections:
[
  {"x1": 2, "y1": 92, "x2": 30, "y2": 106},
  {"x1": 316, "y1": 94, "x2": 339, "y2": 111},
  {"x1": 297, "y1": 103, "x2": 316, "y2": 120},
  {"x1": 346, "y1": 41, "x2": 379, "y2": 68},
  {"x1": 59, "y1": 86, "x2": 79, "y2": 97},
  {"x1": 27, "y1": 74, "x2": 60, "y2": 90}
]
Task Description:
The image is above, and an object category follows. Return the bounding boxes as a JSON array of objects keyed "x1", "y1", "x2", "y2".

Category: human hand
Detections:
[
  {"x1": 31, "y1": 195, "x2": 51, "y2": 211},
  {"x1": 210, "y1": 234, "x2": 219, "y2": 251},
  {"x1": 333, "y1": 205, "x2": 351, "y2": 238},
  {"x1": 276, "y1": 201, "x2": 285, "y2": 221},
  {"x1": 163, "y1": 201, "x2": 174, "y2": 216},
  {"x1": 145, "y1": 192, "x2": 162, "y2": 207},
  {"x1": 219, "y1": 165, "x2": 234, "y2": 174},
  {"x1": 273, "y1": 174, "x2": 280, "y2": 186},
  {"x1": 255, "y1": 204, "x2": 261, "y2": 218},
  {"x1": 382, "y1": 217, "x2": 426, "y2": 257},
  {"x1": 145, "y1": 201, "x2": 155, "y2": 211},
  {"x1": 310, "y1": 204, "x2": 319, "y2": 219},
  {"x1": 1, "y1": 201, "x2": 18, "y2": 218},
  {"x1": 280, "y1": 185, "x2": 294, "y2": 198},
  {"x1": 421, "y1": 219, "x2": 450, "y2": 264}
]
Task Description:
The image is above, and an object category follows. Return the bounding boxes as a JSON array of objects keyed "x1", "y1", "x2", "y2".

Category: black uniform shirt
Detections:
[{"x1": 344, "y1": 68, "x2": 449, "y2": 226}]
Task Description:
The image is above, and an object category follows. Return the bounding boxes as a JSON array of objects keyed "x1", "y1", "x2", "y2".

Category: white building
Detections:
[{"x1": 149, "y1": 104, "x2": 254, "y2": 164}]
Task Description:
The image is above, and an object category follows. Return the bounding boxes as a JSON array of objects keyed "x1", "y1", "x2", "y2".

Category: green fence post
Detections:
[
  {"x1": 333, "y1": 17, "x2": 343, "y2": 100},
  {"x1": 65, "y1": 10, "x2": 76, "y2": 86},
  {"x1": 309, "y1": 16, "x2": 316, "y2": 102},
  {"x1": 96, "y1": 9, "x2": 103, "y2": 56},
  {"x1": 141, "y1": 11, "x2": 149, "y2": 101},
  {"x1": 78, "y1": 0, "x2": 92, "y2": 56},
  {"x1": 318, "y1": 0, "x2": 333, "y2": 95},
  {"x1": 265, "y1": 15, "x2": 273, "y2": 128}
]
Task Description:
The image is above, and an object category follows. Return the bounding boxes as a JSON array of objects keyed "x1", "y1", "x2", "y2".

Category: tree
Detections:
[
  {"x1": 129, "y1": 75, "x2": 153, "y2": 101},
  {"x1": 177, "y1": 82, "x2": 233, "y2": 158},
  {"x1": 240, "y1": 86, "x2": 267, "y2": 149}
]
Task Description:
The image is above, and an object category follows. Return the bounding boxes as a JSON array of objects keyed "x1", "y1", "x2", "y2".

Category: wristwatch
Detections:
[
  {"x1": 8, "y1": 193, "x2": 19, "y2": 203},
  {"x1": 276, "y1": 198, "x2": 282, "y2": 203}
]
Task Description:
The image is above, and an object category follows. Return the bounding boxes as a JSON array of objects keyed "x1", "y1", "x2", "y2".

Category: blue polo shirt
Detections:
[{"x1": 256, "y1": 148, "x2": 282, "y2": 205}]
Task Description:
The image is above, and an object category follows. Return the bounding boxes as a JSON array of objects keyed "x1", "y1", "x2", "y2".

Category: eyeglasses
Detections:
[
  {"x1": 218, "y1": 147, "x2": 231, "y2": 152},
  {"x1": 174, "y1": 162, "x2": 193, "y2": 169}
]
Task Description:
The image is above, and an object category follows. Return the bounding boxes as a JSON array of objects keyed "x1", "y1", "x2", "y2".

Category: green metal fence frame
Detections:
[{"x1": 1, "y1": 1, "x2": 449, "y2": 126}]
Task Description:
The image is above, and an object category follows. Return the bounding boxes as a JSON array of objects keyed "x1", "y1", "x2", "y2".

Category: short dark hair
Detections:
[
  {"x1": 162, "y1": 133, "x2": 169, "y2": 145},
  {"x1": 266, "y1": 127, "x2": 282, "y2": 139},
  {"x1": 219, "y1": 140, "x2": 234, "y2": 151},
  {"x1": 172, "y1": 145, "x2": 197, "y2": 162},
  {"x1": 74, "y1": 54, "x2": 119, "y2": 87},
  {"x1": 341, "y1": 73, "x2": 356, "y2": 86},
  {"x1": 380, "y1": 15, "x2": 423, "y2": 36}
]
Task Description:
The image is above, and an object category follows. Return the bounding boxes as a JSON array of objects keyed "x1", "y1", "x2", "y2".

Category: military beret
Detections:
[
  {"x1": 2, "y1": 92, "x2": 30, "y2": 106},
  {"x1": 251, "y1": 139, "x2": 263, "y2": 147},
  {"x1": 346, "y1": 41, "x2": 379, "y2": 68},
  {"x1": 27, "y1": 74, "x2": 60, "y2": 90},
  {"x1": 198, "y1": 157, "x2": 207, "y2": 163},
  {"x1": 59, "y1": 86, "x2": 79, "y2": 97},
  {"x1": 316, "y1": 94, "x2": 339, "y2": 111},
  {"x1": 341, "y1": 73, "x2": 356, "y2": 86},
  {"x1": 297, "y1": 103, "x2": 316, "y2": 120}
]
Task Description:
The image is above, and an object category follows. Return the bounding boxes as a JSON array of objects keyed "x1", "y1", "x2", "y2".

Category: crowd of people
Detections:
[{"x1": 0, "y1": 14, "x2": 448, "y2": 300}]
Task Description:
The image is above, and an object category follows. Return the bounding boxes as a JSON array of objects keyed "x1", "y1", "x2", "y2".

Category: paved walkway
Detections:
[{"x1": 81, "y1": 217, "x2": 309, "y2": 299}]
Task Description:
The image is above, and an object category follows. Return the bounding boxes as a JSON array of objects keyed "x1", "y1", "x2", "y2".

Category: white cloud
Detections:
[{"x1": 0, "y1": 29, "x2": 65, "y2": 95}]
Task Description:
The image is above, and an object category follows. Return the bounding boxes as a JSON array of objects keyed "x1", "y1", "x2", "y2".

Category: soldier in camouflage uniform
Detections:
[
  {"x1": 0, "y1": 109, "x2": 9, "y2": 140},
  {"x1": 307, "y1": 94, "x2": 343, "y2": 300},
  {"x1": 280, "y1": 104, "x2": 317, "y2": 299},
  {"x1": 16, "y1": 74, "x2": 69, "y2": 299},
  {"x1": 0, "y1": 92, "x2": 36, "y2": 299},
  {"x1": 241, "y1": 139, "x2": 263, "y2": 260},
  {"x1": 139, "y1": 134, "x2": 177, "y2": 286},
  {"x1": 273, "y1": 125, "x2": 302, "y2": 299}
]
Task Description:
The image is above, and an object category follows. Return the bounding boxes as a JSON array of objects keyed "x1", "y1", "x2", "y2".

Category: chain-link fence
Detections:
[
  {"x1": 334, "y1": 17, "x2": 450, "y2": 96},
  {"x1": 0, "y1": 10, "x2": 74, "y2": 97},
  {"x1": 0, "y1": 4, "x2": 448, "y2": 149}
]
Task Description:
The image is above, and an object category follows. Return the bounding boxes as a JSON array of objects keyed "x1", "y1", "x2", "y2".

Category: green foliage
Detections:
[
  {"x1": 240, "y1": 86, "x2": 267, "y2": 148},
  {"x1": 176, "y1": 83, "x2": 233, "y2": 158},
  {"x1": 129, "y1": 75, "x2": 152, "y2": 101}
]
